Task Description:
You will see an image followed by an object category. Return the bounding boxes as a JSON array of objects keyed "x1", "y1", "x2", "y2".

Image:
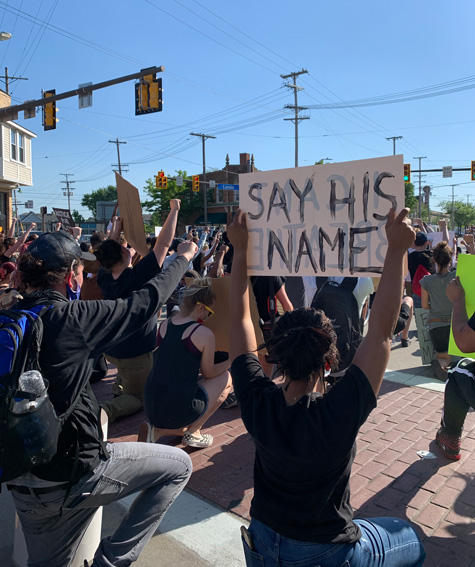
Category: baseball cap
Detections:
[
  {"x1": 414, "y1": 232, "x2": 429, "y2": 246},
  {"x1": 27, "y1": 231, "x2": 95, "y2": 271}
]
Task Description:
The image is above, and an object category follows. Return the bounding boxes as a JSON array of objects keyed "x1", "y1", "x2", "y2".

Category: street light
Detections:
[{"x1": 0, "y1": 32, "x2": 11, "y2": 41}]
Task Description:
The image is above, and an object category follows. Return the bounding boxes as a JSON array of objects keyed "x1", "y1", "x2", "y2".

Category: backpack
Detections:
[
  {"x1": 0, "y1": 305, "x2": 80, "y2": 484},
  {"x1": 411, "y1": 264, "x2": 431, "y2": 297},
  {"x1": 311, "y1": 277, "x2": 363, "y2": 373}
]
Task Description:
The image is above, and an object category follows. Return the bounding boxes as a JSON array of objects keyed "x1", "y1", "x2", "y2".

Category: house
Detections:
[
  {"x1": 0, "y1": 90, "x2": 36, "y2": 232},
  {"x1": 193, "y1": 152, "x2": 258, "y2": 225}
]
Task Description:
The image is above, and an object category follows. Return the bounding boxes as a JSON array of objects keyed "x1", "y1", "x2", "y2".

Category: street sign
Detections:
[
  {"x1": 209, "y1": 180, "x2": 216, "y2": 188},
  {"x1": 443, "y1": 166, "x2": 453, "y2": 178},
  {"x1": 78, "y1": 83, "x2": 93, "y2": 109},
  {"x1": 217, "y1": 183, "x2": 239, "y2": 191},
  {"x1": 25, "y1": 200, "x2": 33, "y2": 209},
  {"x1": 176, "y1": 176, "x2": 183, "y2": 187}
]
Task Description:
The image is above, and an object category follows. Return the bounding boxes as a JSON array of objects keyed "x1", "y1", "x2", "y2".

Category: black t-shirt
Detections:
[
  {"x1": 98, "y1": 252, "x2": 160, "y2": 358},
  {"x1": 231, "y1": 353, "x2": 376, "y2": 543},
  {"x1": 15, "y1": 256, "x2": 188, "y2": 483},
  {"x1": 250, "y1": 276, "x2": 286, "y2": 322},
  {"x1": 408, "y1": 249, "x2": 433, "y2": 281}
]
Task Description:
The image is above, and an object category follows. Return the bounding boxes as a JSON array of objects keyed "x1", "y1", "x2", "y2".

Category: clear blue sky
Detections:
[{"x1": 1, "y1": 0, "x2": 474, "y2": 219}]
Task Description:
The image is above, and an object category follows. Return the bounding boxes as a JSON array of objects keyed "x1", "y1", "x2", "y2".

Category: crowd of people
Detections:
[{"x1": 1, "y1": 203, "x2": 475, "y2": 567}]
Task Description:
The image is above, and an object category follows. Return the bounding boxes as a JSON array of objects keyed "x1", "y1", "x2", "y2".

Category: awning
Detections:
[{"x1": 193, "y1": 212, "x2": 228, "y2": 225}]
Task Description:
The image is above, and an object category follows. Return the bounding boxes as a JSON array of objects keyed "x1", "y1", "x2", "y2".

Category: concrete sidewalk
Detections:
[{"x1": 3, "y1": 323, "x2": 475, "y2": 567}]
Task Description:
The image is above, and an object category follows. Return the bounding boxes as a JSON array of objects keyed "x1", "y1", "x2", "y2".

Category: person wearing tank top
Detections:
[{"x1": 140, "y1": 278, "x2": 232, "y2": 448}]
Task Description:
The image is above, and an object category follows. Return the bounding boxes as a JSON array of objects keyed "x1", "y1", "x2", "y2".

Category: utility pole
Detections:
[
  {"x1": 109, "y1": 138, "x2": 128, "y2": 175},
  {"x1": 190, "y1": 132, "x2": 216, "y2": 225},
  {"x1": 60, "y1": 173, "x2": 75, "y2": 211},
  {"x1": 0, "y1": 67, "x2": 28, "y2": 95},
  {"x1": 281, "y1": 69, "x2": 309, "y2": 167},
  {"x1": 386, "y1": 136, "x2": 403, "y2": 156},
  {"x1": 413, "y1": 156, "x2": 427, "y2": 217},
  {"x1": 451, "y1": 185, "x2": 458, "y2": 231}
]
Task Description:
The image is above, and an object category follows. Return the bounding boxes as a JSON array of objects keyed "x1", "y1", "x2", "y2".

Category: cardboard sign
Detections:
[
  {"x1": 414, "y1": 308, "x2": 437, "y2": 365},
  {"x1": 202, "y1": 276, "x2": 263, "y2": 352},
  {"x1": 427, "y1": 231, "x2": 455, "y2": 247},
  {"x1": 448, "y1": 254, "x2": 475, "y2": 358},
  {"x1": 115, "y1": 172, "x2": 148, "y2": 257},
  {"x1": 53, "y1": 208, "x2": 75, "y2": 229},
  {"x1": 239, "y1": 155, "x2": 405, "y2": 277}
]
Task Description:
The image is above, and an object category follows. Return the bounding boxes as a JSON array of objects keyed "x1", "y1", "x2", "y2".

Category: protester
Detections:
[
  {"x1": 0, "y1": 261, "x2": 22, "y2": 309},
  {"x1": 95, "y1": 201, "x2": 180, "y2": 422},
  {"x1": 393, "y1": 295, "x2": 413, "y2": 347},
  {"x1": 408, "y1": 231, "x2": 433, "y2": 308},
  {"x1": 227, "y1": 208, "x2": 425, "y2": 567},
  {"x1": 139, "y1": 277, "x2": 232, "y2": 448},
  {"x1": 420, "y1": 241, "x2": 456, "y2": 381},
  {"x1": 435, "y1": 276, "x2": 475, "y2": 460},
  {"x1": 8, "y1": 230, "x2": 196, "y2": 567}
]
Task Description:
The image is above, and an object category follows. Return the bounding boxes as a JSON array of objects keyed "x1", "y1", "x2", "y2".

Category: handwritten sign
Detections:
[
  {"x1": 53, "y1": 207, "x2": 75, "y2": 229},
  {"x1": 414, "y1": 308, "x2": 437, "y2": 365},
  {"x1": 115, "y1": 172, "x2": 148, "y2": 257},
  {"x1": 239, "y1": 155, "x2": 404, "y2": 277},
  {"x1": 448, "y1": 254, "x2": 475, "y2": 358}
]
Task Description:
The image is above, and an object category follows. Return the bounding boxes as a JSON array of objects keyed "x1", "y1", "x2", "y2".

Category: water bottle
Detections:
[{"x1": 11, "y1": 370, "x2": 47, "y2": 414}]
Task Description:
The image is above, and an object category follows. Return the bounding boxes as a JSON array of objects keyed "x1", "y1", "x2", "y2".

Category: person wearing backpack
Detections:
[
  {"x1": 408, "y1": 231, "x2": 434, "y2": 308},
  {"x1": 5, "y1": 230, "x2": 197, "y2": 567}
]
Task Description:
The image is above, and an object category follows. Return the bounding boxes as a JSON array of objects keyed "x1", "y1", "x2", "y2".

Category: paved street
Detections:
[{"x1": 2, "y1": 320, "x2": 475, "y2": 566}]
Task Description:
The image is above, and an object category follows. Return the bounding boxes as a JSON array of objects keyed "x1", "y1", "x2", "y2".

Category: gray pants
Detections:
[{"x1": 10, "y1": 442, "x2": 192, "y2": 567}]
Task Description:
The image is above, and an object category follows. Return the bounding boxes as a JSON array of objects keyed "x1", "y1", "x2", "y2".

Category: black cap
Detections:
[
  {"x1": 414, "y1": 232, "x2": 429, "y2": 246},
  {"x1": 27, "y1": 231, "x2": 95, "y2": 271}
]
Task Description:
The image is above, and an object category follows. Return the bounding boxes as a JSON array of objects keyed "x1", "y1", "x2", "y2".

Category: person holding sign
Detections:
[
  {"x1": 434, "y1": 276, "x2": 475, "y2": 460},
  {"x1": 228, "y1": 209, "x2": 425, "y2": 567}
]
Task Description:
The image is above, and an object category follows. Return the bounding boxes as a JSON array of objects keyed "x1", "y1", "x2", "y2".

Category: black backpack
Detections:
[
  {"x1": 0, "y1": 305, "x2": 81, "y2": 484},
  {"x1": 311, "y1": 277, "x2": 363, "y2": 373}
]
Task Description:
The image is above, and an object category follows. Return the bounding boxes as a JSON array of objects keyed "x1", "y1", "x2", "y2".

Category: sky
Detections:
[{"x1": 1, "y1": 0, "x2": 474, "y2": 219}]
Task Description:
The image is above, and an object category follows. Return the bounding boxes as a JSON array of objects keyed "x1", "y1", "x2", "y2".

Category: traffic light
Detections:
[
  {"x1": 192, "y1": 176, "x2": 200, "y2": 192},
  {"x1": 403, "y1": 163, "x2": 411, "y2": 183},
  {"x1": 43, "y1": 90, "x2": 57, "y2": 131},
  {"x1": 135, "y1": 69, "x2": 163, "y2": 115},
  {"x1": 471, "y1": 160, "x2": 475, "y2": 181},
  {"x1": 155, "y1": 171, "x2": 165, "y2": 189}
]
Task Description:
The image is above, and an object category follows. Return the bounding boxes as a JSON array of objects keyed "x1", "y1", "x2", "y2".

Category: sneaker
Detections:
[
  {"x1": 182, "y1": 432, "x2": 213, "y2": 448},
  {"x1": 220, "y1": 392, "x2": 238, "y2": 409},
  {"x1": 431, "y1": 359, "x2": 448, "y2": 382},
  {"x1": 436, "y1": 427, "x2": 461, "y2": 461},
  {"x1": 401, "y1": 338, "x2": 410, "y2": 348}
]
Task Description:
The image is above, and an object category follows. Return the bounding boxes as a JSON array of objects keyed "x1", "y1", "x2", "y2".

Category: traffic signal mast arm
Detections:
[{"x1": 0, "y1": 66, "x2": 165, "y2": 122}]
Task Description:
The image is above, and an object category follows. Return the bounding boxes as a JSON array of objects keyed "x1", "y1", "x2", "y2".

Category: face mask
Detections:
[{"x1": 67, "y1": 283, "x2": 81, "y2": 301}]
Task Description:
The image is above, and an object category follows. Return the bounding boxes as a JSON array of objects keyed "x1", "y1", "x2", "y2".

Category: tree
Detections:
[
  {"x1": 81, "y1": 185, "x2": 117, "y2": 218},
  {"x1": 142, "y1": 171, "x2": 211, "y2": 227},
  {"x1": 72, "y1": 210, "x2": 85, "y2": 223},
  {"x1": 405, "y1": 182, "x2": 417, "y2": 212},
  {"x1": 438, "y1": 200, "x2": 475, "y2": 233}
]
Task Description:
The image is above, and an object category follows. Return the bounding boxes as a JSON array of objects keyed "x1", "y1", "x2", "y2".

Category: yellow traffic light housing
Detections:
[
  {"x1": 135, "y1": 69, "x2": 163, "y2": 115},
  {"x1": 192, "y1": 176, "x2": 200, "y2": 192},
  {"x1": 162, "y1": 176, "x2": 168, "y2": 189},
  {"x1": 403, "y1": 163, "x2": 411, "y2": 183},
  {"x1": 43, "y1": 89, "x2": 57, "y2": 131},
  {"x1": 471, "y1": 160, "x2": 475, "y2": 181},
  {"x1": 156, "y1": 170, "x2": 165, "y2": 189}
]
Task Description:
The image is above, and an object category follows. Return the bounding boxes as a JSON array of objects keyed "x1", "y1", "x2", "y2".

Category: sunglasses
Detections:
[{"x1": 196, "y1": 301, "x2": 214, "y2": 317}]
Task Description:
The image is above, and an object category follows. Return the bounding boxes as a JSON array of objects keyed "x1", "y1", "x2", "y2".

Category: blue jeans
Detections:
[
  {"x1": 11, "y1": 442, "x2": 192, "y2": 567},
  {"x1": 242, "y1": 518, "x2": 425, "y2": 567}
]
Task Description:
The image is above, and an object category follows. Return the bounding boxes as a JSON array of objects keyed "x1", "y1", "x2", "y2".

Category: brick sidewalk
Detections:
[{"x1": 93, "y1": 368, "x2": 475, "y2": 567}]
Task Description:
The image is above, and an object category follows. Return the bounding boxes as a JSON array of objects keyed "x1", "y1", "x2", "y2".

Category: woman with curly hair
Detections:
[
  {"x1": 227, "y1": 209, "x2": 425, "y2": 567},
  {"x1": 140, "y1": 277, "x2": 232, "y2": 448}
]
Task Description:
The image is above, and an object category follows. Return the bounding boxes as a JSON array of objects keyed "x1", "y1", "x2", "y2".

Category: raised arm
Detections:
[
  {"x1": 438, "y1": 219, "x2": 450, "y2": 244},
  {"x1": 207, "y1": 245, "x2": 228, "y2": 278},
  {"x1": 108, "y1": 216, "x2": 123, "y2": 242},
  {"x1": 228, "y1": 210, "x2": 257, "y2": 363},
  {"x1": 446, "y1": 276, "x2": 475, "y2": 353},
  {"x1": 352, "y1": 208, "x2": 416, "y2": 395},
  {"x1": 152, "y1": 199, "x2": 180, "y2": 267},
  {"x1": 4, "y1": 222, "x2": 36, "y2": 258},
  {"x1": 7, "y1": 218, "x2": 17, "y2": 238}
]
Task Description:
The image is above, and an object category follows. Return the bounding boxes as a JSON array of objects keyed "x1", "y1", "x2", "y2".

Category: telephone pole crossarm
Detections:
[{"x1": 0, "y1": 65, "x2": 165, "y2": 121}]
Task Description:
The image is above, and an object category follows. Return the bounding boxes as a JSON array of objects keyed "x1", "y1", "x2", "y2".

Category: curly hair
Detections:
[
  {"x1": 432, "y1": 241, "x2": 453, "y2": 269},
  {"x1": 180, "y1": 277, "x2": 215, "y2": 315},
  {"x1": 262, "y1": 308, "x2": 340, "y2": 384},
  {"x1": 94, "y1": 239, "x2": 124, "y2": 270},
  {"x1": 18, "y1": 253, "x2": 78, "y2": 289}
]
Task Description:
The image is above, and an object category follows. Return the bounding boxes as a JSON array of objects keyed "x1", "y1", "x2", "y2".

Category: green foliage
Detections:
[
  {"x1": 142, "y1": 171, "x2": 211, "y2": 225},
  {"x1": 81, "y1": 185, "x2": 117, "y2": 217},
  {"x1": 72, "y1": 209, "x2": 85, "y2": 223},
  {"x1": 438, "y1": 200, "x2": 475, "y2": 232},
  {"x1": 404, "y1": 183, "x2": 417, "y2": 212}
]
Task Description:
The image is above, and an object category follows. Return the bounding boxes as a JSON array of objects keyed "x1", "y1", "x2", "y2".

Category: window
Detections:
[
  {"x1": 18, "y1": 133, "x2": 24, "y2": 163},
  {"x1": 10, "y1": 129, "x2": 16, "y2": 161}
]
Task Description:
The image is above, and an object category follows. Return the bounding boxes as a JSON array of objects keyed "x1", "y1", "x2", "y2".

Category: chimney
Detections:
[{"x1": 240, "y1": 153, "x2": 250, "y2": 167}]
